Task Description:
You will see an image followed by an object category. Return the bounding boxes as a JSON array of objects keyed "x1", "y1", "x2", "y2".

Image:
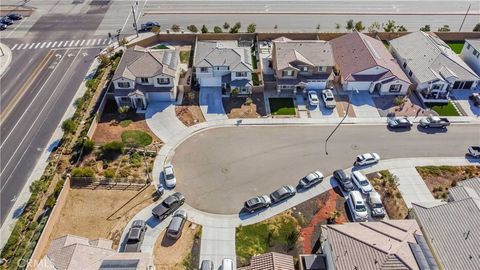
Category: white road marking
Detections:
[
  {"x1": 96, "y1": 39, "x2": 102, "y2": 45},
  {"x1": 86, "y1": 39, "x2": 92, "y2": 46},
  {"x1": 103, "y1": 39, "x2": 108, "y2": 45},
  {"x1": 74, "y1": 40, "x2": 80, "y2": 46},
  {"x1": 17, "y1": 44, "x2": 24, "y2": 50},
  {"x1": 52, "y1": 41, "x2": 58, "y2": 47},
  {"x1": 70, "y1": 40, "x2": 75, "y2": 47},
  {"x1": 11, "y1": 44, "x2": 18, "y2": 50},
  {"x1": 45, "y1": 41, "x2": 52, "y2": 48},
  {"x1": 57, "y1": 41, "x2": 63, "y2": 47},
  {"x1": 28, "y1": 43, "x2": 35, "y2": 49},
  {"x1": 64, "y1": 41, "x2": 70, "y2": 47},
  {"x1": 80, "y1": 40, "x2": 85, "y2": 46},
  {"x1": 40, "y1": 42, "x2": 46, "y2": 48}
]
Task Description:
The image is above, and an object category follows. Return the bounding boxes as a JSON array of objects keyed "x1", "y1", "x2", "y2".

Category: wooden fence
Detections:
[{"x1": 70, "y1": 177, "x2": 149, "y2": 190}]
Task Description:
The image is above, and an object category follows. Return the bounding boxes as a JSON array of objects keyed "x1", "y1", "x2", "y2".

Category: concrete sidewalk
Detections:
[{"x1": 0, "y1": 43, "x2": 12, "y2": 76}]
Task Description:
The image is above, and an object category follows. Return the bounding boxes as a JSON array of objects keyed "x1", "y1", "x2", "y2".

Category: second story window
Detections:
[
  {"x1": 117, "y1": 82, "x2": 130, "y2": 88},
  {"x1": 300, "y1": 66, "x2": 308, "y2": 72},
  {"x1": 318, "y1": 66, "x2": 324, "y2": 72},
  {"x1": 140, "y1": 77, "x2": 149, "y2": 84},
  {"x1": 235, "y1": 72, "x2": 247, "y2": 77},
  {"x1": 200, "y1": 67, "x2": 208, "y2": 73},
  {"x1": 282, "y1": 70, "x2": 294, "y2": 77},
  {"x1": 157, "y1": 78, "x2": 170, "y2": 85}
]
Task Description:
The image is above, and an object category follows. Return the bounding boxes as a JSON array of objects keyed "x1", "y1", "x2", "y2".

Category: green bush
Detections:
[
  {"x1": 187, "y1": 25, "x2": 198, "y2": 33},
  {"x1": 213, "y1": 26, "x2": 222, "y2": 33},
  {"x1": 71, "y1": 167, "x2": 95, "y2": 177},
  {"x1": 62, "y1": 118, "x2": 76, "y2": 134},
  {"x1": 121, "y1": 130, "x2": 152, "y2": 147},
  {"x1": 44, "y1": 194, "x2": 57, "y2": 209},
  {"x1": 83, "y1": 139, "x2": 95, "y2": 154},
  {"x1": 129, "y1": 152, "x2": 142, "y2": 167},
  {"x1": 104, "y1": 169, "x2": 116, "y2": 179},
  {"x1": 244, "y1": 97, "x2": 253, "y2": 106},
  {"x1": 119, "y1": 120, "x2": 132, "y2": 127},
  {"x1": 393, "y1": 96, "x2": 405, "y2": 106},
  {"x1": 101, "y1": 141, "x2": 124, "y2": 160},
  {"x1": 201, "y1": 24, "x2": 208, "y2": 33}
]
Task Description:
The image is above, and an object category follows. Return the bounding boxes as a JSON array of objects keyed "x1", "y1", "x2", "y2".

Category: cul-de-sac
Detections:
[{"x1": 0, "y1": 1, "x2": 480, "y2": 269}]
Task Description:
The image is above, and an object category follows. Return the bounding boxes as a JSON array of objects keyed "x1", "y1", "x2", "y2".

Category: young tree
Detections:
[
  {"x1": 247, "y1": 23, "x2": 256, "y2": 33},
  {"x1": 420, "y1": 24, "x2": 431, "y2": 32},
  {"x1": 230, "y1": 22, "x2": 241, "y2": 33},
  {"x1": 383, "y1": 20, "x2": 397, "y2": 32},
  {"x1": 187, "y1": 25, "x2": 198, "y2": 33},
  {"x1": 397, "y1": 25, "x2": 408, "y2": 32},
  {"x1": 474, "y1": 23, "x2": 480, "y2": 31},
  {"x1": 335, "y1": 23, "x2": 341, "y2": 30},
  {"x1": 274, "y1": 24, "x2": 278, "y2": 30},
  {"x1": 97, "y1": 53, "x2": 111, "y2": 67},
  {"x1": 151, "y1": 25, "x2": 161, "y2": 35},
  {"x1": 223, "y1": 22, "x2": 230, "y2": 30},
  {"x1": 316, "y1": 24, "x2": 321, "y2": 31},
  {"x1": 437, "y1": 25, "x2": 450, "y2": 32},
  {"x1": 62, "y1": 118, "x2": 76, "y2": 134},
  {"x1": 346, "y1": 19, "x2": 354, "y2": 31},
  {"x1": 171, "y1": 24, "x2": 181, "y2": 32},
  {"x1": 368, "y1": 21, "x2": 380, "y2": 33},
  {"x1": 354, "y1": 21, "x2": 365, "y2": 32},
  {"x1": 213, "y1": 26, "x2": 223, "y2": 33},
  {"x1": 119, "y1": 37, "x2": 128, "y2": 47},
  {"x1": 201, "y1": 24, "x2": 208, "y2": 33}
]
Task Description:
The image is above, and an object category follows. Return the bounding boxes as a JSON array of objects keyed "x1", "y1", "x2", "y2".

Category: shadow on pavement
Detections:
[{"x1": 416, "y1": 125, "x2": 448, "y2": 134}]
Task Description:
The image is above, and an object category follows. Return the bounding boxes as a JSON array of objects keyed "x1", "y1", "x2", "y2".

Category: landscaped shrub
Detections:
[
  {"x1": 71, "y1": 167, "x2": 95, "y2": 177},
  {"x1": 129, "y1": 152, "x2": 142, "y2": 167},
  {"x1": 61, "y1": 118, "x2": 76, "y2": 134},
  {"x1": 244, "y1": 97, "x2": 253, "y2": 106},
  {"x1": 103, "y1": 169, "x2": 116, "y2": 179},
  {"x1": 121, "y1": 130, "x2": 152, "y2": 147},
  {"x1": 119, "y1": 120, "x2": 132, "y2": 127},
  {"x1": 83, "y1": 139, "x2": 95, "y2": 154},
  {"x1": 101, "y1": 141, "x2": 124, "y2": 160}
]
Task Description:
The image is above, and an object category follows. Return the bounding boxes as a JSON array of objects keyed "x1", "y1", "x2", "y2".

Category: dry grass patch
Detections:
[
  {"x1": 176, "y1": 90, "x2": 205, "y2": 126},
  {"x1": 368, "y1": 170, "x2": 409, "y2": 219},
  {"x1": 416, "y1": 166, "x2": 480, "y2": 199}
]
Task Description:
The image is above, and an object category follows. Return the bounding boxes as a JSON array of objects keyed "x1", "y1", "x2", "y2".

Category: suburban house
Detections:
[
  {"x1": 112, "y1": 45, "x2": 180, "y2": 112},
  {"x1": 317, "y1": 220, "x2": 438, "y2": 270},
  {"x1": 194, "y1": 40, "x2": 253, "y2": 95},
  {"x1": 411, "y1": 178, "x2": 480, "y2": 270},
  {"x1": 36, "y1": 234, "x2": 154, "y2": 270},
  {"x1": 330, "y1": 32, "x2": 411, "y2": 95},
  {"x1": 238, "y1": 252, "x2": 294, "y2": 270},
  {"x1": 389, "y1": 31, "x2": 479, "y2": 103},
  {"x1": 461, "y1": 39, "x2": 480, "y2": 77},
  {"x1": 271, "y1": 37, "x2": 335, "y2": 94}
]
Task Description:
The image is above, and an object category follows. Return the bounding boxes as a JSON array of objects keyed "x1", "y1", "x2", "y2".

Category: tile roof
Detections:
[
  {"x1": 330, "y1": 32, "x2": 410, "y2": 83},
  {"x1": 272, "y1": 37, "x2": 335, "y2": 71},
  {"x1": 194, "y1": 40, "x2": 253, "y2": 72},
  {"x1": 389, "y1": 31, "x2": 479, "y2": 83},
  {"x1": 238, "y1": 252, "x2": 295, "y2": 270},
  {"x1": 465, "y1": 39, "x2": 480, "y2": 51},
  {"x1": 112, "y1": 45, "x2": 179, "y2": 81},
  {"x1": 412, "y1": 179, "x2": 480, "y2": 270},
  {"x1": 323, "y1": 220, "x2": 427, "y2": 270}
]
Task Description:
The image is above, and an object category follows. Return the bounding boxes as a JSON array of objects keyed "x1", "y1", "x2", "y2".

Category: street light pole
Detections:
[
  {"x1": 459, "y1": 2, "x2": 471, "y2": 32},
  {"x1": 324, "y1": 101, "x2": 350, "y2": 155},
  {"x1": 131, "y1": 2, "x2": 139, "y2": 38}
]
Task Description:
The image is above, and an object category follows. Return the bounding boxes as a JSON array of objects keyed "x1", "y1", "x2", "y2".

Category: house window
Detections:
[
  {"x1": 408, "y1": 70, "x2": 413, "y2": 77},
  {"x1": 120, "y1": 97, "x2": 130, "y2": 102},
  {"x1": 318, "y1": 66, "x2": 324, "y2": 72},
  {"x1": 117, "y1": 82, "x2": 130, "y2": 88},
  {"x1": 473, "y1": 50, "x2": 479, "y2": 57},
  {"x1": 389, "y1": 84, "x2": 402, "y2": 92},
  {"x1": 157, "y1": 78, "x2": 170, "y2": 85},
  {"x1": 432, "y1": 84, "x2": 443, "y2": 90},
  {"x1": 200, "y1": 67, "x2": 208, "y2": 73},
  {"x1": 140, "y1": 77, "x2": 149, "y2": 83},
  {"x1": 235, "y1": 72, "x2": 247, "y2": 77},
  {"x1": 300, "y1": 66, "x2": 308, "y2": 72},
  {"x1": 282, "y1": 70, "x2": 294, "y2": 76}
]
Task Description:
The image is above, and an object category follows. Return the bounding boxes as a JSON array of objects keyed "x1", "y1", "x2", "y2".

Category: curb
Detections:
[{"x1": 0, "y1": 43, "x2": 13, "y2": 77}]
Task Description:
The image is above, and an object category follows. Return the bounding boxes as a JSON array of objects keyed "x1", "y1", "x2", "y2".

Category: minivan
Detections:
[
  {"x1": 167, "y1": 209, "x2": 187, "y2": 239},
  {"x1": 347, "y1": 190, "x2": 368, "y2": 222}
]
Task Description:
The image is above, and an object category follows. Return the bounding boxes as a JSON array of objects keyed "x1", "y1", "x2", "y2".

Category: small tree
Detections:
[
  {"x1": 354, "y1": 21, "x2": 365, "y2": 32},
  {"x1": 151, "y1": 25, "x2": 161, "y2": 35},
  {"x1": 223, "y1": 22, "x2": 230, "y2": 30},
  {"x1": 229, "y1": 22, "x2": 241, "y2": 33},
  {"x1": 328, "y1": 210, "x2": 341, "y2": 224},
  {"x1": 62, "y1": 118, "x2": 76, "y2": 134},
  {"x1": 213, "y1": 26, "x2": 222, "y2": 33},
  {"x1": 201, "y1": 24, "x2": 208, "y2": 33},
  {"x1": 247, "y1": 23, "x2": 256, "y2": 33},
  {"x1": 335, "y1": 23, "x2": 341, "y2": 30},
  {"x1": 187, "y1": 25, "x2": 198, "y2": 33},
  {"x1": 171, "y1": 24, "x2": 181, "y2": 32},
  {"x1": 473, "y1": 23, "x2": 480, "y2": 31},
  {"x1": 368, "y1": 21, "x2": 380, "y2": 33},
  {"x1": 119, "y1": 37, "x2": 128, "y2": 47},
  {"x1": 384, "y1": 20, "x2": 397, "y2": 32},
  {"x1": 83, "y1": 140, "x2": 95, "y2": 154},
  {"x1": 397, "y1": 25, "x2": 408, "y2": 32},
  {"x1": 420, "y1": 24, "x2": 431, "y2": 32},
  {"x1": 97, "y1": 53, "x2": 111, "y2": 67},
  {"x1": 346, "y1": 19, "x2": 354, "y2": 31},
  {"x1": 231, "y1": 88, "x2": 240, "y2": 97},
  {"x1": 438, "y1": 25, "x2": 450, "y2": 32},
  {"x1": 274, "y1": 24, "x2": 278, "y2": 30},
  {"x1": 118, "y1": 105, "x2": 130, "y2": 119},
  {"x1": 316, "y1": 24, "x2": 321, "y2": 31}
]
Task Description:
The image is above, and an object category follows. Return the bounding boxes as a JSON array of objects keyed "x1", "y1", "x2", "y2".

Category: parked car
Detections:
[
  {"x1": 367, "y1": 191, "x2": 386, "y2": 218},
  {"x1": 156, "y1": 183, "x2": 165, "y2": 197},
  {"x1": 333, "y1": 169, "x2": 354, "y2": 192},
  {"x1": 163, "y1": 164, "x2": 176, "y2": 188},
  {"x1": 7, "y1": 13, "x2": 23, "y2": 20},
  {"x1": 124, "y1": 220, "x2": 147, "y2": 252},
  {"x1": 308, "y1": 91, "x2": 320, "y2": 106},
  {"x1": 467, "y1": 146, "x2": 480, "y2": 158},
  {"x1": 270, "y1": 185, "x2": 296, "y2": 203},
  {"x1": 351, "y1": 171, "x2": 373, "y2": 194},
  {"x1": 299, "y1": 171, "x2": 324, "y2": 189},
  {"x1": 322, "y1": 89, "x2": 336, "y2": 109},
  {"x1": 347, "y1": 190, "x2": 368, "y2": 222},
  {"x1": 200, "y1": 260, "x2": 214, "y2": 270},
  {"x1": 244, "y1": 195, "x2": 271, "y2": 213},
  {"x1": 387, "y1": 117, "x2": 413, "y2": 129},
  {"x1": 0, "y1": 23, "x2": 6, "y2": 31},
  {"x1": 0, "y1": 17, "x2": 13, "y2": 25},
  {"x1": 419, "y1": 115, "x2": 450, "y2": 129},
  {"x1": 222, "y1": 258, "x2": 234, "y2": 270},
  {"x1": 152, "y1": 192, "x2": 185, "y2": 220},
  {"x1": 355, "y1": 153, "x2": 380, "y2": 166},
  {"x1": 167, "y1": 209, "x2": 188, "y2": 239},
  {"x1": 469, "y1": 93, "x2": 480, "y2": 106},
  {"x1": 140, "y1": 21, "x2": 160, "y2": 31}
]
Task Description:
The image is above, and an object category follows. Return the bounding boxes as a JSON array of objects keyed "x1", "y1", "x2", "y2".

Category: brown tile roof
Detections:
[
  {"x1": 330, "y1": 32, "x2": 410, "y2": 83},
  {"x1": 238, "y1": 252, "x2": 295, "y2": 270},
  {"x1": 272, "y1": 37, "x2": 334, "y2": 71}
]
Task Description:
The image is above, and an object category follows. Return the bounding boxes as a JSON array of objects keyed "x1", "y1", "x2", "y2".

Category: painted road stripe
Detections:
[
  {"x1": 74, "y1": 40, "x2": 80, "y2": 46},
  {"x1": 39, "y1": 42, "x2": 46, "y2": 48},
  {"x1": 86, "y1": 39, "x2": 92, "y2": 46},
  {"x1": 103, "y1": 39, "x2": 108, "y2": 45},
  {"x1": 23, "y1": 44, "x2": 29, "y2": 49},
  {"x1": 45, "y1": 42, "x2": 52, "y2": 48},
  {"x1": 52, "y1": 41, "x2": 58, "y2": 47},
  {"x1": 64, "y1": 41, "x2": 70, "y2": 47},
  {"x1": 96, "y1": 39, "x2": 102, "y2": 45},
  {"x1": 11, "y1": 44, "x2": 18, "y2": 50},
  {"x1": 57, "y1": 41, "x2": 63, "y2": 47},
  {"x1": 17, "y1": 44, "x2": 24, "y2": 50},
  {"x1": 80, "y1": 40, "x2": 85, "y2": 46},
  {"x1": 70, "y1": 40, "x2": 75, "y2": 47},
  {"x1": 35, "y1": 43, "x2": 41, "y2": 49},
  {"x1": 28, "y1": 43, "x2": 35, "y2": 49}
]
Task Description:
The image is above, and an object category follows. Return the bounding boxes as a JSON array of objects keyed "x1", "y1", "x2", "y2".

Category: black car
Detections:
[
  {"x1": 124, "y1": 220, "x2": 147, "y2": 252},
  {"x1": 333, "y1": 169, "x2": 355, "y2": 192},
  {"x1": 244, "y1": 195, "x2": 271, "y2": 213},
  {"x1": 0, "y1": 23, "x2": 6, "y2": 31},
  {"x1": 140, "y1": 21, "x2": 160, "y2": 31},
  {"x1": 7, "y1": 13, "x2": 23, "y2": 20},
  {"x1": 387, "y1": 117, "x2": 413, "y2": 129},
  {"x1": 0, "y1": 17, "x2": 13, "y2": 25},
  {"x1": 152, "y1": 192, "x2": 185, "y2": 219},
  {"x1": 270, "y1": 185, "x2": 296, "y2": 203}
]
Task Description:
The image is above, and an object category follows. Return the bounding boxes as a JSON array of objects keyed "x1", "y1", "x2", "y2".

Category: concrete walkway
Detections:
[
  {"x1": 0, "y1": 43, "x2": 12, "y2": 76},
  {"x1": 199, "y1": 87, "x2": 228, "y2": 121},
  {"x1": 145, "y1": 102, "x2": 187, "y2": 144},
  {"x1": 389, "y1": 167, "x2": 437, "y2": 208},
  {"x1": 200, "y1": 226, "x2": 236, "y2": 269}
]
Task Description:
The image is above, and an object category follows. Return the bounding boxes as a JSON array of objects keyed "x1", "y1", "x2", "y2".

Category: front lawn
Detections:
[
  {"x1": 430, "y1": 102, "x2": 460, "y2": 116},
  {"x1": 447, "y1": 42, "x2": 464, "y2": 54},
  {"x1": 269, "y1": 98, "x2": 296, "y2": 116},
  {"x1": 153, "y1": 44, "x2": 169, "y2": 50},
  {"x1": 121, "y1": 130, "x2": 153, "y2": 147},
  {"x1": 180, "y1": 51, "x2": 190, "y2": 64}
]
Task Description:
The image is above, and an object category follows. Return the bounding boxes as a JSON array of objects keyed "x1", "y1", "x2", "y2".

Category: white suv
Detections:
[
  {"x1": 322, "y1": 89, "x2": 336, "y2": 109},
  {"x1": 352, "y1": 171, "x2": 373, "y2": 194},
  {"x1": 347, "y1": 190, "x2": 368, "y2": 222}
]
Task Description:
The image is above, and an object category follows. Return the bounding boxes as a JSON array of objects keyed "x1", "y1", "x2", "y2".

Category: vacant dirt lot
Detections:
[
  {"x1": 46, "y1": 186, "x2": 156, "y2": 254},
  {"x1": 223, "y1": 93, "x2": 267, "y2": 118},
  {"x1": 154, "y1": 222, "x2": 201, "y2": 270},
  {"x1": 373, "y1": 95, "x2": 432, "y2": 117},
  {"x1": 416, "y1": 166, "x2": 480, "y2": 199},
  {"x1": 176, "y1": 90, "x2": 205, "y2": 126}
]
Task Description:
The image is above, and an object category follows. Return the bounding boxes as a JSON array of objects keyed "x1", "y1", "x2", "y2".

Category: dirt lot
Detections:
[
  {"x1": 154, "y1": 222, "x2": 201, "y2": 270},
  {"x1": 367, "y1": 171, "x2": 409, "y2": 219},
  {"x1": 92, "y1": 100, "x2": 160, "y2": 144},
  {"x1": 335, "y1": 95, "x2": 356, "y2": 117},
  {"x1": 373, "y1": 95, "x2": 433, "y2": 117},
  {"x1": 176, "y1": 90, "x2": 205, "y2": 126},
  {"x1": 223, "y1": 93, "x2": 267, "y2": 118},
  {"x1": 46, "y1": 186, "x2": 156, "y2": 255},
  {"x1": 416, "y1": 166, "x2": 480, "y2": 199}
]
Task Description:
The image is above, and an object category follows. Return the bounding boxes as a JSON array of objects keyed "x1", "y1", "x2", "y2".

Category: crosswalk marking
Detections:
[
  {"x1": 17, "y1": 44, "x2": 24, "y2": 50},
  {"x1": 40, "y1": 42, "x2": 46, "y2": 48},
  {"x1": 74, "y1": 40, "x2": 80, "y2": 46},
  {"x1": 80, "y1": 40, "x2": 85, "y2": 46},
  {"x1": 28, "y1": 43, "x2": 35, "y2": 49},
  {"x1": 11, "y1": 44, "x2": 18, "y2": 50},
  {"x1": 45, "y1": 42, "x2": 52, "y2": 48},
  {"x1": 35, "y1": 43, "x2": 41, "y2": 49},
  {"x1": 57, "y1": 41, "x2": 63, "y2": 47},
  {"x1": 9, "y1": 37, "x2": 109, "y2": 51},
  {"x1": 103, "y1": 39, "x2": 108, "y2": 45},
  {"x1": 64, "y1": 41, "x2": 69, "y2": 47},
  {"x1": 52, "y1": 41, "x2": 58, "y2": 47},
  {"x1": 69, "y1": 40, "x2": 75, "y2": 47}
]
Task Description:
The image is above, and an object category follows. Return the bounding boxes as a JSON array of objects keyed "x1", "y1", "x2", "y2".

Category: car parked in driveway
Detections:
[
  {"x1": 351, "y1": 171, "x2": 373, "y2": 194},
  {"x1": 469, "y1": 93, "x2": 480, "y2": 106},
  {"x1": 367, "y1": 191, "x2": 386, "y2": 218},
  {"x1": 270, "y1": 185, "x2": 296, "y2": 203},
  {"x1": 308, "y1": 91, "x2": 320, "y2": 106},
  {"x1": 387, "y1": 117, "x2": 413, "y2": 129},
  {"x1": 124, "y1": 220, "x2": 147, "y2": 252},
  {"x1": 355, "y1": 153, "x2": 380, "y2": 166},
  {"x1": 299, "y1": 171, "x2": 324, "y2": 189},
  {"x1": 200, "y1": 260, "x2": 214, "y2": 270},
  {"x1": 333, "y1": 169, "x2": 354, "y2": 192},
  {"x1": 222, "y1": 258, "x2": 234, "y2": 270},
  {"x1": 0, "y1": 17, "x2": 13, "y2": 25},
  {"x1": 152, "y1": 192, "x2": 185, "y2": 220},
  {"x1": 322, "y1": 89, "x2": 336, "y2": 109},
  {"x1": 347, "y1": 190, "x2": 368, "y2": 222},
  {"x1": 244, "y1": 195, "x2": 271, "y2": 213},
  {"x1": 7, "y1": 13, "x2": 23, "y2": 20},
  {"x1": 163, "y1": 164, "x2": 176, "y2": 188},
  {"x1": 167, "y1": 209, "x2": 188, "y2": 239},
  {"x1": 0, "y1": 23, "x2": 6, "y2": 31}
]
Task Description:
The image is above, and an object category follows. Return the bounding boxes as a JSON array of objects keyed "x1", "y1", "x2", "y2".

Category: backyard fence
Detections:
[{"x1": 70, "y1": 177, "x2": 149, "y2": 190}]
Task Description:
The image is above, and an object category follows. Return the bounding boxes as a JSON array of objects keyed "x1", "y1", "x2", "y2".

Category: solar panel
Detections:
[{"x1": 99, "y1": 259, "x2": 140, "y2": 270}]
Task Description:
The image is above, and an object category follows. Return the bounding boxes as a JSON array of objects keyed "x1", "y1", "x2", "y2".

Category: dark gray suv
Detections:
[
  {"x1": 124, "y1": 220, "x2": 147, "y2": 252},
  {"x1": 333, "y1": 169, "x2": 354, "y2": 192}
]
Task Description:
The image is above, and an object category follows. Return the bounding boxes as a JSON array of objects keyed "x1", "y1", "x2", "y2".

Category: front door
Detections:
[{"x1": 134, "y1": 98, "x2": 145, "y2": 109}]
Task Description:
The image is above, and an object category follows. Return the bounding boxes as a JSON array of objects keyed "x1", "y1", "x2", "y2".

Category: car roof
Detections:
[
  {"x1": 247, "y1": 197, "x2": 261, "y2": 205},
  {"x1": 164, "y1": 165, "x2": 174, "y2": 173},
  {"x1": 350, "y1": 190, "x2": 363, "y2": 201},
  {"x1": 129, "y1": 227, "x2": 142, "y2": 239},
  {"x1": 164, "y1": 194, "x2": 179, "y2": 205},
  {"x1": 352, "y1": 171, "x2": 366, "y2": 179},
  {"x1": 132, "y1": 220, "x2": 145, "y2": 228}
]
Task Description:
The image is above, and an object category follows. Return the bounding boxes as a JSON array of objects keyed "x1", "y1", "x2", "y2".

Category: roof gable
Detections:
[{"x1": 273, "y1": 38, "x2": 335, "y2": 71}]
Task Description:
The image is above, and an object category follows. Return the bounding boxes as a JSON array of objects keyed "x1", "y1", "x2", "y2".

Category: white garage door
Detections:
[
  {"x1": 306, "y1": 81, "x2": 327, "y2": 90},
  {"x1": 345, "y1": 81, "x2": 372, "y2": 91},
  {"x1": 200, "y1": 77, "x2": 222, "y2": 87},
  {"x1": 147, "y1": 92, "x2": 171, "y2": 102}
]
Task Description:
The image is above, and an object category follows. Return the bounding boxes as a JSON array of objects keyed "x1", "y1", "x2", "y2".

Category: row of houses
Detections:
[{"x1": 110, "y1": 31, "x2": 480, "y2": 111}]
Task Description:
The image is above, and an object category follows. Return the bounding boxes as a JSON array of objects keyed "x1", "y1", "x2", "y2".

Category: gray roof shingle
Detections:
[
  {"x1": 194, "y1": 40, "x2": 253, "y2": 72},
  {"x1": 272, "y1": 37, "x2": 335, "y2": 70}
]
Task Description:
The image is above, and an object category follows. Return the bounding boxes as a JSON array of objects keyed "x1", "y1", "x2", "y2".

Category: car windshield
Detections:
[
  {"x1": 359, "y1": 180, "x2": 369, "y2": 186},
  {"x1": 373, "y1": 203, "x2": 383, "y2": 208},
  {"x1": 325, "y1": 97, "x2": 334, "y2": 101},
  {"x1": 166, "y1": 173, "x2": 174, "y2": 180},
  {"x1": 355, "y1": 204, "x2": 366, "y2": 212},
  {"x1": 310, "y1": 94, "x2": 318, "y2": 100}
]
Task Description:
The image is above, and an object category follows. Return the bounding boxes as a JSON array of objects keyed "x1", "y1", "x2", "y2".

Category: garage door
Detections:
[
  {"x1": 200, "y1": 77, "x2": 222, "y2": 87},
  {"x1": 306, "y1": 81, "x2": 326, "y2": 90},
  {"x1": 147, "y1": 92, "x2": 171, "y2": 102}
]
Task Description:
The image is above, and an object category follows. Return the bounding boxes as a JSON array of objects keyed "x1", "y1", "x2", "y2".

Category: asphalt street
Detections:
[{"x1": 172, "y1": 125, "x2": 480, "y2": 214}]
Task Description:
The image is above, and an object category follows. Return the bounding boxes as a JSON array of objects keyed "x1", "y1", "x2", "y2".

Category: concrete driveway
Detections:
[
  {"x1": 306, "y1": 90, "x2": 339, "y2": 118},
  {"x1": 451, "y1": 89, "x2": 480, "y2": 116},
  {"x1": 171, "y1": 124, "x2": 478, "y2": 214},
  {"x1": 350, "y1": 92, "x2": 380, "y2": 118},
  {"x1": 200, "y1": 87, "x2": 228, "y2": 121},
  {"x1": 145, "y1": 102, "x2": 186, "y2": 143}
]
